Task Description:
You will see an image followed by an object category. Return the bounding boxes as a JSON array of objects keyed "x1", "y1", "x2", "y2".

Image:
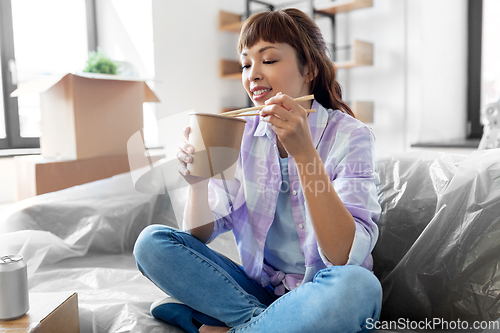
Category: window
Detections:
[
  {"x1": 467, "y1": 0, "x2": 500, "y2": 139},
  {"x1": 467, "y1": 0, "x2": 483, "y2": 139},
  {"x1": 481, "y1": 0, "x2": 500, "y2": 118},
  {"x1": 0, "y1": 57, "x2": 6, "y2": 140},
  {"x1": 0, "y1": 0, "x2": 92, "y2": 150}
]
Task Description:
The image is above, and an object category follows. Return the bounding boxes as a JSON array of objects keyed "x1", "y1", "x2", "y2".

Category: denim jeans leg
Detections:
[
  {"x1": 133, "y1": 224, "x2": 278, "y2": 327},
  {"x1": 228, "y1": 265, "x2": 382, "y2": 333}
]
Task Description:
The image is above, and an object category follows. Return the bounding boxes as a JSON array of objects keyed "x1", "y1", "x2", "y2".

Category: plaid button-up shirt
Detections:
[{"x1": 207, "y1": 100, "x2": 381, "y2": 291}]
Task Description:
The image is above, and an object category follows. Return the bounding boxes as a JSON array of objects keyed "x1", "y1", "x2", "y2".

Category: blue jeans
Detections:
[{"x1": 134, "y1": 225, "x2": 382, "y2": 332}]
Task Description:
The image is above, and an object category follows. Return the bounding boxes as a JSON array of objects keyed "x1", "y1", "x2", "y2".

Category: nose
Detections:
[{"x1": 247, "y1": 63, "x2": 263, "y2": 82}]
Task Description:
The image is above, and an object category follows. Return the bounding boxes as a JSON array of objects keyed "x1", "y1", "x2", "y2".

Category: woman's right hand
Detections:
[{"x1": 177, "y1": 126, "x2": 208, "y2": 186}]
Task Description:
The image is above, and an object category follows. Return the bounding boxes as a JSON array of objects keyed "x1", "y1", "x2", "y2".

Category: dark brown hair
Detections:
[{"x1": 238, "y1": 8, "x2": 354, "y2": 117}]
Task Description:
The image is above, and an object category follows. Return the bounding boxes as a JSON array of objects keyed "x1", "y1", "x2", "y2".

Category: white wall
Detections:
[
  {"x1": 96, "y1": 0, "x2": 155, "y2": 78},
  {"x1": 331, "y1": 0, "x2": 408, "y2": 153},
  {"x1": 0, "y1": 158, "x2": 16, "y2": 203},
  {"x1": 406, "y1": 0, "x2": 468, "y2": 145},
  {"x1": 148, "y1": 0, "x2": 468, "y2": 154},
  {"x1": 150, "y1": 0, "x2": 248, "y2": 157},
  {"x1": 315, "y1": 0, "x2": 467, "y2": 153},
  {"x1": 151, "y1": 0, "x2": 219, "y2": 157},
  {"x1": 95, "y1": 0, "x2": 159, "y2": 147},
  {"x1": 151, "y1": 0, "x2": 222, "y2": 118}
]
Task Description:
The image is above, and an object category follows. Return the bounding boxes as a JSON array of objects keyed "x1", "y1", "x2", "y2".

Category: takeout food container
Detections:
[{"x1": 187, "y1": 113, "x2": 247, "y2": 180}]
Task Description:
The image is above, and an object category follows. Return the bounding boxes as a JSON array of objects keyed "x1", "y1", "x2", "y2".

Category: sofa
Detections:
[{"x1": 0, "y1": 148, "x2": 499, "y2": 332}]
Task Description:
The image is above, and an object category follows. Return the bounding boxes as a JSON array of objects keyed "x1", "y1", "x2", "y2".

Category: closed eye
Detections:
[{"x1": 241, "y1": 60, "x2": 276, "y2": 70}]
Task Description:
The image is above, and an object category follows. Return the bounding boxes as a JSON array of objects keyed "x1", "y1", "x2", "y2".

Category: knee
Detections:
[
  {"x1": 340, "y1": 265, "x2": 382, "y2": 301},
  {"x1": 133, "y1": 224, "x2": 178, "y2": 268},
  {"x1": 316, "y1": 265, "x2": 382, "y2": 317}
]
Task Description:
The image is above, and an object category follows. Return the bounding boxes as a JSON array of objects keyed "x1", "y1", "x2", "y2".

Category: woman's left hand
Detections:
[{"x1": 260, "y1": 92, "x2": 315, "y2": 159}]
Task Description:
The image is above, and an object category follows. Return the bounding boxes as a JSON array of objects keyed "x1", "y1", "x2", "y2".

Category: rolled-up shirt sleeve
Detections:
[
  {"x1": 205, "y1": 158, "x2": 243, "y2": 243},
  {"x1": 318, "y1": 126, "x2": 381, "y2": 269},
  {"x1": 206, "y1": 179, "x2": 236, "y2": 243}
]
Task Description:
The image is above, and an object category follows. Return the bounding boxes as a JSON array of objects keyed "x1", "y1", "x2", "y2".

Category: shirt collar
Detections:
[
  {"x1": 254, "y1": 99, "x2": 328, "y2": 149},
  {"x1": 254, "y1": 114, "x2": 274, "y2": 142},
  {"x1": 308, "y1": 99, "x2": 329, "y2": 149}
]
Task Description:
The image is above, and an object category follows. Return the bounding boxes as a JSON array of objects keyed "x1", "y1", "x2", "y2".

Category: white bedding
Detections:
[{"x1": 0, "y1": 169, "x2": 240, "y2": 333}]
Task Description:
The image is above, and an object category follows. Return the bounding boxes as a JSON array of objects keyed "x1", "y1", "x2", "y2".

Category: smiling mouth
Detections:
[{"x1": 252, "y1": 88, "x2": 272, "y2": 99}]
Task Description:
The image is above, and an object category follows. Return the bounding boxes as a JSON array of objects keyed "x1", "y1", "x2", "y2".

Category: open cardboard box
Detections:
[
  {"x1": 0, "y1": 291, "x2": 79, "y2": 333},
  {"x1": 11, "y1": 73, "x2": 159, "y2": 160}
]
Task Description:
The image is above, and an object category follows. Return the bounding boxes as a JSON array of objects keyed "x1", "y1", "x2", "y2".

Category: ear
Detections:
[{"x1": 304, "y1": 64, "x2": 318, "y2": 83}]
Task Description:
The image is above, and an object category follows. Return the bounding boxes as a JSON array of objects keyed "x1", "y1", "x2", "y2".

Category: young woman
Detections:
[{"x1": 134, "y1": 8, "x2": 382, "y2": 333}]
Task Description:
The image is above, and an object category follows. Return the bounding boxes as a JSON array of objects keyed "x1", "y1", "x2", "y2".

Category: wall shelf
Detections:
[
  {"x1": 219, "y1": 10, "x2": 244, "y2": 33},
  {"x1": 350, "y1": 101, "x2": 374, "y2": 123},
  {"x1": 335, "y1": 40, "x2": 373, "y2": 69},
  {"x1": 315, "y1": 0, "x2": 373, "y2": 16},
  {"x1": 220, "y1": 59, "x2": 242, "y2": 79}
]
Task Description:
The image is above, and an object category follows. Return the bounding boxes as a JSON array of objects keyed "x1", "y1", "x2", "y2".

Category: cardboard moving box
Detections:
[
  {"x1": 0, "y1": 291, "x2": 79, "y2": 333},
  {"x1": 11, "y1": 73, "x2": 159, "y2": 160},
  {"x1": 14, "y1": 153, "x2": 163, "y2": 201}
]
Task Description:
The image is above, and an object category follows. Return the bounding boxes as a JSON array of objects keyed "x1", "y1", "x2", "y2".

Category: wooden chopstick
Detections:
[
  {"x1": 232, "y1": 109, "x2": 316, "y2": 117},
  {"x1": 224, "y1": 94, "x2": 315, "y2": 117}
]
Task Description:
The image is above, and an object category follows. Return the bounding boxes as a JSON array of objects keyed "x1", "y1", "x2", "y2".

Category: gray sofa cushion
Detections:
[{"x1": 374, "y1": 150, "x2": 500, "y2": 325}]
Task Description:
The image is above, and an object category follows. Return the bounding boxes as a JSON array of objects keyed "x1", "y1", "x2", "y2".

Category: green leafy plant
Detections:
[{"x1": 83, "y1": 49, "x2": 118, "y2": 75}]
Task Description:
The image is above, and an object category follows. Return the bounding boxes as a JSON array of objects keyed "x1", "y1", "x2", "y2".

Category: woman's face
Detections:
[{"x1": 240, "y1": 40, "x2": 312, "y2": 107}]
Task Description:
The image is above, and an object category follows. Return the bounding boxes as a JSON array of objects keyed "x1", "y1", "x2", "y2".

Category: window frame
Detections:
[
  {"x1": 467, "y1": 0, "x2": 483, "y2": 139},
  {"x1": 0, "y1": 0, "x2": 97, "y2": 150},
  {"x1": 0, "y1": 0, "x2": 36, "y2": 149}
]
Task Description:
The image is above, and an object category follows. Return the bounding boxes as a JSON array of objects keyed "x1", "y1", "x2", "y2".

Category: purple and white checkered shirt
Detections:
[{"x1": 207, "y1": 100, "x2": 381, "y2": 293}]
